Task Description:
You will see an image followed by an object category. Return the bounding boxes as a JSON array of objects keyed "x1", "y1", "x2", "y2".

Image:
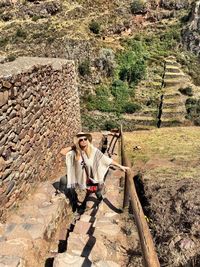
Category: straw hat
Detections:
[{"x1": 75, "y1": 132, "x2": 92, "y2": 142}]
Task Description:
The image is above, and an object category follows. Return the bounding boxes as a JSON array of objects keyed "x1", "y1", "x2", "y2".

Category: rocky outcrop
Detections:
[
  {"x1": 0, "y1": 57, "x2": 81, "y2": 221},
  {"x1": 159, "y1": 0, "x2": 189, "y2": 10},
  {"x1": 182, "y1": 1, "x2": 200, "y2": 56}
]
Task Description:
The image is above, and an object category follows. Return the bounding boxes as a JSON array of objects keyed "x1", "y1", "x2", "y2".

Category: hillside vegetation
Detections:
[{"x1": 0, "y1": 0, "x2": 200, "y2": 130}]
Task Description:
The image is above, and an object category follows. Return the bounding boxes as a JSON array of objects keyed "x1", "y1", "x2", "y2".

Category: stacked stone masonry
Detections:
[{"x1": 0, "y1": 57, "x2": 81, "y2": 220}]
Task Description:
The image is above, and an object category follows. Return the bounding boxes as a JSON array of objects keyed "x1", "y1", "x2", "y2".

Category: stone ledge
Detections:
[{"x1": 0, "y1": 57, "x2": 74, "y2": 77}]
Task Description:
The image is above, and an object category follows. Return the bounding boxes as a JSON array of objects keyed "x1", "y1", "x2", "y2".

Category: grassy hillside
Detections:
[
  {"x1": 1, "y1": 0, "x2": 200, "y2": 130},
  {"x1": 124, "y1": 127, "x2": 200, "y2": 266}
]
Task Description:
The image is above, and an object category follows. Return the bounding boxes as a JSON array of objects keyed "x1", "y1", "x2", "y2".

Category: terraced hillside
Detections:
[{"x1": 1, "y1": 0, "x2": 200, "y2": 130}]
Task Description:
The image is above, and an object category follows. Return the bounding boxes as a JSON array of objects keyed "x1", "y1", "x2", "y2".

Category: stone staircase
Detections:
[
  {"x1": 120, "y1": 55, "x2": 192, "y2": 129},
  {"x1": 52, "y1": 168, "x2": 134, "y2": 267},
  {"x1": 0, "y1": 133, "x2": 141, "y2": 266},
  {"x1": 51, "y1": 134, "x2": 140, "y2": 267},
  {"x1": 53, "y1": 170, "x2": 127, "y2": 267},
  {"x1": 159, "y1": 56, "x2": 191, "y2": 127}
]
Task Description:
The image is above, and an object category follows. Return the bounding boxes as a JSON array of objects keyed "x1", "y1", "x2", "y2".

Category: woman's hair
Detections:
[{"x1": 74, "y1": 137, "x2": 92, "y2": 159}]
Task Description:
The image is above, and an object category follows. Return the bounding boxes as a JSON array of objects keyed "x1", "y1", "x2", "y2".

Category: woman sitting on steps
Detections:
[{"x1": 60, "y1": 132, "x2": 129, "y2": 213}]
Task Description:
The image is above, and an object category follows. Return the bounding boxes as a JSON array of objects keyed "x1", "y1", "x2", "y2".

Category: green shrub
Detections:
[
  {"x1": 194, "y1": 117, "x2": 200, "y2": 126},
  {"x1": 15, "y1": 28, "x2": 27, "y2": 38},
  {"x1": 89, "y1": 20, "x2": 100, "y2": 34},
  {"x1": 95, "y1": 98, "x2": 113, "y2": 112},
  {"x1": 86, "y1": 95, "x2": 97, "y2": 111},
  {"x1": 159, "y1": 26, "x2": 181, "y2": 50},
  {"x1": 111, "y1": 80, "x2": 129, "y2": 98},
  {"x1": 118, "y1": 54, "x2": 146, "y2": 85},
  {"x1": 0, "y1": 37, "x2": 8, "y2": 47},
  {"x1": 86, "y1": 86, "x2": 114, "y2": 112},
  {"x1": 185, "y1": 97, "x2": 200, "y2": 123},
  {"x1": 123, "y1": 102, "x2": 141, "y2": 113},
  {"x1": 96, "y1": 86, "x2": 111, "y2": 97},
  {"x1": 32, "y1": 15, "x2": 42, "y2": 22},
  {"x1": 117, "y1": 40, "x2": 147, "y2": 85},
  {"x1": 95, "y1": 86, "x2": 113, "y2": 112},
  {"x1": 7, "y1": 54, "x2": 16, "y2": 62},
  {"x1": 179, "y1": 86, "x2": 193, "y2": 96},
  {"x1": 186, "y1": 98, "x2": 197, "y2": 106},
  {"x1": 78, "y1": 60, "x2": 90, "y2": 76},
  {"x1": 47, "y1": 36, "x2": 56, "y2": 44},
  {"x1": 104, "y1": 120, "x2": 119, "y2": 131},
  {"x1": 130, "y1": 0, "x2": 146, "y2": 14}
]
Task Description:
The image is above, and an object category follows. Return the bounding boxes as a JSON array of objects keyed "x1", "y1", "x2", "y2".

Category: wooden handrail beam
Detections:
[{"x1": 120, "y1": 125, "x2": 160, "y2": 267}]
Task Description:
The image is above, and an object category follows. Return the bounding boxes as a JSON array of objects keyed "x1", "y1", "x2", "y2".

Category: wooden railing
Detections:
[{"x1": 120, "y1": 126, "x2": 160, "y2": 267}]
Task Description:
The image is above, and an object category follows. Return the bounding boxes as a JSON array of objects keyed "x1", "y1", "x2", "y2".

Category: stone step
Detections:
[
  {"x1": 163, "y1": 93, "x2": 181, "y2": 99},
  {"x1": 161, "y1": 112, "x2": 184, "y2": 119},
  {"x1": 53, "y1": 252, "x2": 120, "y2": 267},
  {"x1": 165, "y1": 60, "x2": 180, "y2": 67},
  {"x1": 167, "y1": 55, "x2": 176, "y2": 61},
  {"x1": 53, "y1": 252, "x2": 89, "y2": 267},
  {"x1": 162, "y1": 102, "x2": 182, "y2": 108},
  {"x1": 153, "y1": 77, "x2": 162, "y2": 83},
  {"x1": 164, "y1": 97, "x2": 182, "y2": 104},
  {"x1": 164, "y1": 72, "x2": 185, "y2": 79},
  {"x1": 94, "y1": 222, "x2": 121, "y2": 237},
  {"x1": 0, "y1": 255, "x2": 25, "y2": 267},
  {"x1": 79, "y1": 214, "x2": 96, "y2": 223},
  {"x1": 164, "y1": 79, "x2": 182, "y2": 87},
  {"x1": 162, "y1": 107, "x2": 186, "y2": 114},
  {"x1": 165, "y1": 66, "x2": 181, "y2": 73},
  {"x1": 73, "y1": 220, "x2": 93, "y2": 235},
  {"x1": 67, "y1": 233, "x2": 108, "y2": 261},
  {"x1": 160, "y1": 118, "x2": 183, "y2": 127}
]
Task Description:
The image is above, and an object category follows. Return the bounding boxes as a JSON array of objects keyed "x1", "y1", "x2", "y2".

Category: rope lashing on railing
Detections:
[{"x1": 120, "y1": 125, "x2": 160, "y2": 267}]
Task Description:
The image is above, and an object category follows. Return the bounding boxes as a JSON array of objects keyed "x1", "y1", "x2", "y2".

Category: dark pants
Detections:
[{"x1": 59, "y1": 175, "x2": 103, "y2": 213}]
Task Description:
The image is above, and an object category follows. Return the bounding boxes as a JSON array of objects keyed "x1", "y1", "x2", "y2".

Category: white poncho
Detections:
[{"x1": 66, "y1": 145, "x2": 112, "y2": 189}]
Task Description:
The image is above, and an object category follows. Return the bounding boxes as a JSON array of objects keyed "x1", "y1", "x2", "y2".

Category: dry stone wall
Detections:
[{"x1": 0, "y1": 57, "x2": 81, "y2": 220}]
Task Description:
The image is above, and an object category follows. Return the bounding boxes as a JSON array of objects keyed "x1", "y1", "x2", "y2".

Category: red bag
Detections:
[{"x1": 86, "y1": 178, "x2": 98, "y2": 192}]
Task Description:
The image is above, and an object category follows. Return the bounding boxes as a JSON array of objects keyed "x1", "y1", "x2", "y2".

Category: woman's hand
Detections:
[
  {"x1": 111, "y1": 160, "x2": 131, "y2": 172},
  {"x1": 120, "y1": 166, "x2": 130, "y2": 172}
]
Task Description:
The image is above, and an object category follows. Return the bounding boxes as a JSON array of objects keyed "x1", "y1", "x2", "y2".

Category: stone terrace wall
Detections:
[{"x1": 0, "y1": 57, "x2": 81, "y2": 220}]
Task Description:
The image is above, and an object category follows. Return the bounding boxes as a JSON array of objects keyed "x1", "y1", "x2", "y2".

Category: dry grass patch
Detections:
[
  {"x1": 125, "y1": 127, "x2": 200, "y2": 266},
  {"x1": 124, "y1": 127, "x2": 200, "y2": 175}
]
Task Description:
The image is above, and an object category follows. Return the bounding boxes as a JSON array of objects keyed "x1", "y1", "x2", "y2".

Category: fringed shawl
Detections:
[{"x1": 66, "y1": 145, "x2": 112, "y2": 189}]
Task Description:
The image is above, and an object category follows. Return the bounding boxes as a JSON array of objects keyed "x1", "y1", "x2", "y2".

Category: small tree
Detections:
[
  {"x1": 89, "y1": 20, "x2": 100, "y2": 34},
  {"x1": 179, "y1": 86, "x2": 193, "y2": 96},
  {"x1": 78, "y1": 60, "x2": 90, "y2": 76},
  {"x1": 123, "y1": 102, "x2": 141, "y2": 113},
  {"x1": 130, "y1": 0, "x2": 146, "y2": 14}
]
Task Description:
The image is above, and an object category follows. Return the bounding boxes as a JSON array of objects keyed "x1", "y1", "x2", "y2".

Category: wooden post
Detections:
[{"x1": 120, "y1": 125, "x2": 129, "y2": 209}]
